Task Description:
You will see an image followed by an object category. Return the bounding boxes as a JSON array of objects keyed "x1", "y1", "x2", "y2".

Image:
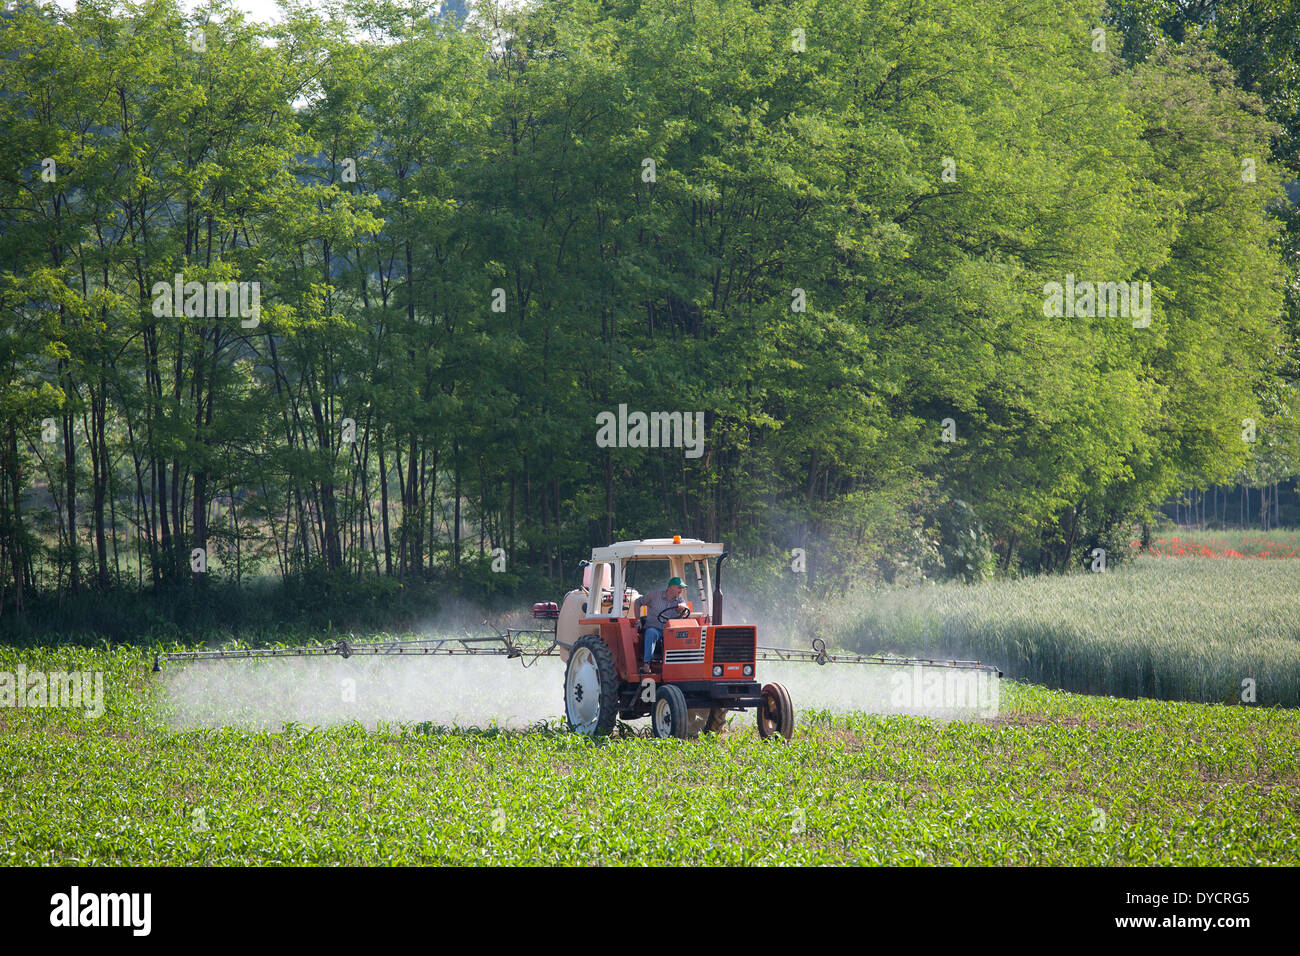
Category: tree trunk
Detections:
[
  {"x1": 1060, "y1": 505, "x2": 1080, "y2": 573},
  {"x1": 378, "y1": 431, "x2": 392, "y2": 576},
  {"x1": 61, "y1": 364, "x2": 79, "y2": 595},
  {"x1": 395, "y1": 440, "x2": 407, "y2": 577},
  {"x1": 191, "y1": 332, "x2": 209, "y2": 582},
  {"x1": 452, "y1": 439, "x2": 461, "y2": 571},
  {"x1": 86, "y1": 365, "x2": 109, "y2": 590},
  {"x1": 310, "y1": 397, "x2": 342, "y2": 571},
  {"x1": 1001, "y1": 535, "x2": 1018, "y2": 573},
  {"x1": 524, "y1": 462, "x2": 535, "y2": 565},
  {"x1": 509, "y1": 475, "x2": 516, "y2": 570},
  {"x1": 5, "y1": 425, "x2": 24, "y2": 614},
  {"x1": 603, "y1": 449, "x2": 614, "y2": 543}
]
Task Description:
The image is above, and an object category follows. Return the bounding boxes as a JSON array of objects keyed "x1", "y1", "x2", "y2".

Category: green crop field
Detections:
[
  {"x1": 3, "y1": 552, "x2": 1297, "y2": 866},
  {"x1": 2, "y1": 633, "x2": 1297, "y2": 865}
]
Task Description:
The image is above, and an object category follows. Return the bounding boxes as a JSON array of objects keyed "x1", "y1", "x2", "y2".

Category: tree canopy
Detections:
[{"x1": 0, "y1": 0, "x2": 1294, "y2": 620}]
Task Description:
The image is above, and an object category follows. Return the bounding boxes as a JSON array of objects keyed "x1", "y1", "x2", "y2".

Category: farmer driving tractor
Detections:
[{"x1": 634, "y1": 575, "x2": 691, "y2": 673}]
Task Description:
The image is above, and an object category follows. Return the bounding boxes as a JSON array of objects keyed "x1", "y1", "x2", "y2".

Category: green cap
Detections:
[{"x1": 667, "y1": 577, "x2": 684, "y2": 588}]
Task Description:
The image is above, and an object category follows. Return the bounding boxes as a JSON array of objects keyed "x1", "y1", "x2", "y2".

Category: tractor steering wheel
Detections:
[{"x1": 656, "y1": 604, "x2": 690, "y2": 626}]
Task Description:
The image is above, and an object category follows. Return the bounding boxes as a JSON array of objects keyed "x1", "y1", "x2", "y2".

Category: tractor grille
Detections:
[
  {"x1": 712, "y1": 627, "x2": 756, "y2": 663},
  {"x1": 665, "y1": 628, "x2": 706, "y2": 665}
]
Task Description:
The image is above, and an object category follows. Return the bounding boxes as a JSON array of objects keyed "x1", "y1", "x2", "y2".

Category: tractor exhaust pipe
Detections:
[{"x1": 713, "y1": 551, "x2": 729, "y2": 625}]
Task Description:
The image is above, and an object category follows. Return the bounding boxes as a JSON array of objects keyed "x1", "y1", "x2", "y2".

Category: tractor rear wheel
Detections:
[
  {"x1": 756, "y1": 682, "x2": 794, "y2": 740},
  {"x1": 564, "y1": 635, "x2": 619, "y2": 737},
  {"x1": 652, "y1": 684, "x2": 689, "y2": 739},
  {"x1": 688, "y1": 707, "x2": 729, "y2": 735}
]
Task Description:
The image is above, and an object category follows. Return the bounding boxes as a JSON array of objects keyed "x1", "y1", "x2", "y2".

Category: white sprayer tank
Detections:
[{"x1": 555, "y1": 562, "x2": 638, "y2": 663}]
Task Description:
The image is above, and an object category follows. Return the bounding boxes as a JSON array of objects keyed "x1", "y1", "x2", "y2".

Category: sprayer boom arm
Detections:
[
  {"x1": 758, "y1": 639, "x2": 1001, "y2": 675},
  {"x1": 153, "y1": 631, "x2": 999, "y2": 678},
  {"x1": 152, "y1": 628, "x2": 559, "y2": 672}
]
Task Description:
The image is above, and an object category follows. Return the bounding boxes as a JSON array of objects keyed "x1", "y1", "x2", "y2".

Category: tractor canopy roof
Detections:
[{"x1": 589, "y1": 538, "x2": 724, "y2": 563}]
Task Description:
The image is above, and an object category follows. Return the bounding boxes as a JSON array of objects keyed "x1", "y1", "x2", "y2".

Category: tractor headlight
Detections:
[
  {"x1": 713, "y1": 665, "x2": 723, "y2": 677},
  {"x1": 743, "y1": 664, "x2": 753, "y2": 676}
]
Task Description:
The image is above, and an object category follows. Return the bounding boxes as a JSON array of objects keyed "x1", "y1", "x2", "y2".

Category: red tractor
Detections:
[{"x1": 554, "y1": 537, "x2": 794, "y2": 739}]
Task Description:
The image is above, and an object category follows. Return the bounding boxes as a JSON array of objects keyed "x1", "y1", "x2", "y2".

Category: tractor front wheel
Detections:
[
  {"x1": 756, "y1": 682, "x2": 794, "y2": 740},
  {"x1": 652, "y1": 684, "x2": 689, "y2": 739},
  {"x1": 564, "y1": 635, "x2": 619, "y2": 737}
]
